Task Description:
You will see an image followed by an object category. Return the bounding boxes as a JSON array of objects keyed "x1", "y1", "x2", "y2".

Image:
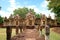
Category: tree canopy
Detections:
[
  {"x1": 35, "y1": 14, "x2": 41, "y2": 18},
  {"x1": 0, "y1": 6, "x2": 1, "y2": 10},
  {"x1": 0, "y1": 16, "x2": 3, "y2": 24},
  {"x1": 47, "y1": 0, "x2": 60, "y2": 22},
  {"x1": 13, "y1": 7, "x2": 41, "y2": 18}
]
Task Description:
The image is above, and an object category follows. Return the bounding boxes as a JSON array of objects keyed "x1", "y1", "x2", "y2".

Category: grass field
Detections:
[
  {"x1": 0, "y1": 28, "x2": 16, "y2": 40},
  {"x1": 50, "y1": 29, "x2": 60, "y2": 40},
  {"x1": 0, "y1": 28, "x2": 60, "y2": 40}
]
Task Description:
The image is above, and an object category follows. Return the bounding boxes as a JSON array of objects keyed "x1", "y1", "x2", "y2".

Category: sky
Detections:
[{"x1": 0, "y1": 0, "x2": 55, "y2": 19}]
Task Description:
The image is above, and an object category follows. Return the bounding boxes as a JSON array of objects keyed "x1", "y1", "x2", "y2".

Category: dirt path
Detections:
[{"x1": 11, "y1": 29, "x2": 45, "y2": 40}]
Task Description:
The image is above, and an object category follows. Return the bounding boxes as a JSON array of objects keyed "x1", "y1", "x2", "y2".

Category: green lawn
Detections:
[
  {"x1": 0, "y1": 28, "x2": 16, "y2": 40},
  {"x1": 50, "y1": 29, "x2": 60, "y2": 40},
  {"x1": 0, "y1": 28, "x2": 60, "y2": 40},
  {"x1": 42, "y1": 28, "x2": 60, "y2": 40}
]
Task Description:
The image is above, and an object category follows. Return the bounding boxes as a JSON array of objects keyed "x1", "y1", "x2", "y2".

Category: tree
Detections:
[
  {"x1": 35, "y1": 14, "x2": 41, "y2": 18},
  {"x1": 0, "y1": 16, "x2": 3, "y2": 24},
  {"x1": 13, "y1": 7, "x2": 36, "y2": 18},
  {"x1": 0, "y1": 6, "x2": 1, "y2": 10},
  {"x1": 47, "y1": 0, "x2": 60, "y2": 22}
]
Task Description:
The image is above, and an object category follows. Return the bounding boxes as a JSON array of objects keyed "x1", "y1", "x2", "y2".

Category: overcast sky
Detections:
[{"x1": 0, "y1": 0, "x2": 55, "y2": 19}]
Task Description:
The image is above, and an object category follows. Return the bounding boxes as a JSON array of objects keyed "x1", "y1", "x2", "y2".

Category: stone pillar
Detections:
[
  {"x1": 40, "y1": 26, "x2": 43, "y2": 35},
  {"x1": 26, "y1": 20, "x2": 29, "y2": 26},
  {"x1": 54, "y1": 19, "x2": 57, "y2": 26},
  {"x1": 16, "y1": 21, "x2": 19, "y2": 34},
  {"x1": 16, "y1": 26, "x2": 19, "y2": 34},
  {"x1": 32, "y1": 20, "x2": 35, "y2": 26},
  {"x1": 40, "y1": 20, "x2": 45, "y2": 35},
  {"x1": 6, "y1": 26, "x2": 12, "y2": 40},
  {"x1": 45, "y1": 25, "x2": 50, "y2": 40},
  {"x1": 19, "y1": 26, "x2": 22, "y2": 33},
  {"x1": 3, "y1": 17, "x2": 8, "y2": 26},
  {"x1": 54, "y1": 15, "x2": 57, "y2": 26},
  {"x1": 35, "y1": 25, "x2": 39, "y2": 31},
  {"x1": 15, "y1": 20, "x2": 19, "y2": 34}
]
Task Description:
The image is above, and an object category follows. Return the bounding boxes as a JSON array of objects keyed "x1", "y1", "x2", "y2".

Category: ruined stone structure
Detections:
[
  {"x1": 3, "y1": 11, "x2": 58, "y2": 40},
  {"x1": 25, "y1": 11, "x2": 35, "y2": 26},
  {"x1": 3, "y1": 12, "x2": 57, "y2": 32},
  {"x1": 41, "y1": 14, "x2": 47, "y2": 26},
  {"x1": 3, "y1": 12, "x2": 57, "y2": 28}
]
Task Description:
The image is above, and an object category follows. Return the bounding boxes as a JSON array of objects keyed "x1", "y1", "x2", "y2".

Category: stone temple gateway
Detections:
[
  {"x1": 4, "y1": 12, "x2": 57, "y2": 28},
  {"x1": 3, "y1": 11, "x2": 57, "y2": 40}
]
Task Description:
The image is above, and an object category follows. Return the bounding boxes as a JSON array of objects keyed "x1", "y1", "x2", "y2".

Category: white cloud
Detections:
[
  {"x1": 41, "y1": 1, "x2": 48, "y2": 9},
  {"x1": 40, "y1": 10, "x2": 55, "y2": 19},
  {"x1": 0, "y1": 0, "x2": 18, "y2": 17},
  {"x1": 25, "y1": 5, "x2": 55, "y2": 19},
  {"x1": 0, "y1": 0, "x2": 55, "y2": 19},
  {"x1": 40, "y1": 0, "x2": 55, "y2": 19},
  {"x1": 7, "y1": 0, "x2": 16, "y2": 14},
  {"x1": 0, "y1": 10, "x2": 10, "y2": 18},
  {"x1": 9, "y1": 0, "x2": 16, "y2": 6},
  {"x1": 26, "y1": 5, "x2": 40, "y2": 13},
  {"x1": 6, "y1": 0, "x2": 21, "y2": 17}
]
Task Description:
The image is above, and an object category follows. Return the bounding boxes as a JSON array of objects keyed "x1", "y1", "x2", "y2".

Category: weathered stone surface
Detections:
[{"x1": 11, "y1": 29, "x2": 45, "y2": 40}]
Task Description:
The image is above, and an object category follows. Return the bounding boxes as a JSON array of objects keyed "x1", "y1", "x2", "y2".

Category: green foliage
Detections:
[
  {"x1": 35, "y1": 14, "x2": 41, "y2": 18},
  {"x1": 13, "y1": 7, "x2": 36, "y2": 18},
  {"x1": 0, "y1": 16, "x2": 3, "y2": 24},
  {"x1": 0, "y1": 6, "x2": 1, "y2": 10},
  {"x1": 47, "y1": 0, "x2": 60, "y2": 22},
  {"x1": 50, "y1": 29, "x2": 60, "y2": 40}
]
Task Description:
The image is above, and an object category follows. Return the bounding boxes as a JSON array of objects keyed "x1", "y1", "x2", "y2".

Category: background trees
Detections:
[
  {"x1": 0, "y1": 7, "x2": 41, "y2": 24},
  {"x1": 0, "y1": 16, "x2": 3, "y2": 24},
  {"x1": 35, "y1": 14, "x2": 41, "y2": 18},
  {"x1": 0, "y1": 6, "x2": 1, "y2": 10},
  {"x1": 13, "y1": 7, "x2": 41, "y2": 18},
  {"x1": 47, "y1": 0, "x2": 60, "y2": 23}
]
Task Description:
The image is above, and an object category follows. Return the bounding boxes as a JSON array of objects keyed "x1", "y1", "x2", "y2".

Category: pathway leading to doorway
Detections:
[{"x1": 11, "y1": 29, "x2": 45, "y2": 40}]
